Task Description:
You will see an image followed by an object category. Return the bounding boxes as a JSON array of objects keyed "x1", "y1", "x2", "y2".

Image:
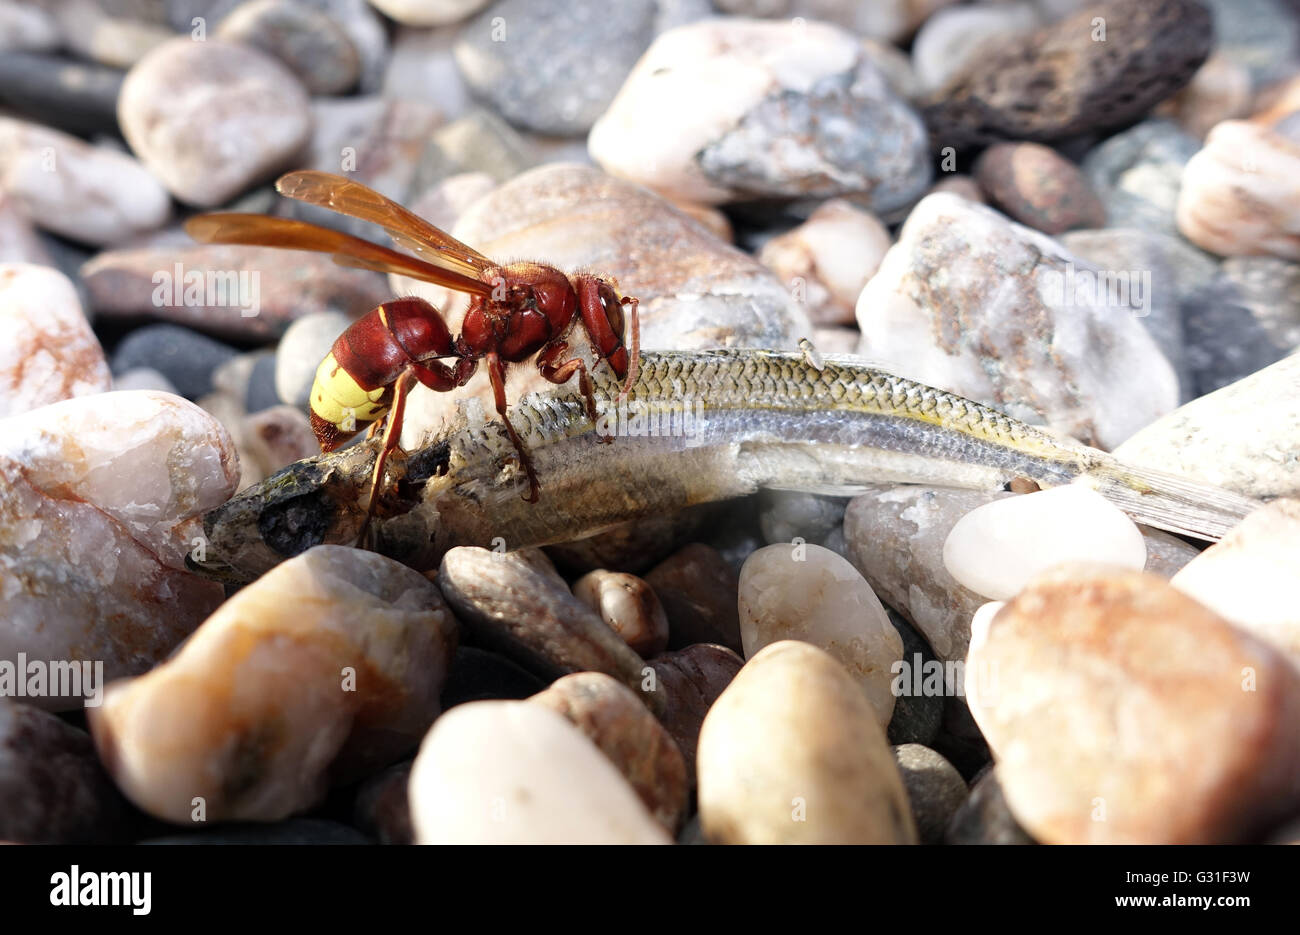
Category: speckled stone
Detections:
[
  {"x1": 893, "y1": 743, "x2": 968, "y2": 845},
  {"x1": 973, "y1": 142, "x2": 1105, "y2": 235}
]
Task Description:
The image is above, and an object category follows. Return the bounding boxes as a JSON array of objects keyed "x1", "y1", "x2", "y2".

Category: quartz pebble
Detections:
[
  {"x1": 0, "y1": 701, "x2": 130, "y2": 844},
  {"x1": 589, "y1": 18, "x2": 931, "y2": 213},
  {"x1": 1171, "y1": 499, "x2": 1300, "y2": 667},
  {"x1": 644, "y1": 543, "x2": 743, "y2": 652},
  {"x1": 530, "y1": 672, "x2": 688, "y2": 832},
  {"x1": 0, "y1": 391, "x2": 238, "y2": 710},
  {"x1": 1081, "y1": 119, "x2": 1202, "y2": 237},
  {"x1": 89, "y1": 545, "x2": 458, "y2": 824},
  {"x1": 856, "y1": 193, "x2": 1178, "y2": 450},
  {"x1": 697, "y1": 640, "x2": 917, "y2": 845},
  {"x1": 942, "y1": 484, "x2": 1147, "y2": 601},
  {"x1": 893, "y1": 743, "x2": 968, "y2": 846},
  {"x1": 408, "y1": 700, "x2": 671, "y2": 844},
  {"x1": 0, "y1": 263, "x2": 110, "y2": 417},
  {"x1": 455, "y1": 0, "x2": 656, "y2": 136},
  {"x1": 437, "y1": 547, "x2": 661, "y2": 713},
  {"x1": 758, "y1": 199, "x2": 891, "y2": 326},
  {"x1": 572, "y1": 570, "x2": 670, "y2": 658},
  {"x1": 648, "y1": 642, "x2": 743, "y2": 781},
  {"x1": 215, "y1": 0, "x2": 360, "y2": 95},
  {"x1": 968, "y1": 566, "x2": 1300, "y2": 844},
  {"x1": 973, "y1": 143, "x2": 1105, "y2": 235},
  {"x1": 398, "y1": 165, "x2": 809, "y2": 445},
  {"x1": 739, "y1": 543, "x2": 902, "y2": 726},
  {"x1": 1111, "y1": 354, "x2": 1300, "y2": 500},
  {"x1": 0, "y1": 116, "x2": 170, "y2": 246},
  {"x1": 118, "y1": 38, "x2": 312, "y2": 206},
  {"x1": 911, "y1": 2, "x2": 1040, "y2": 95},
  {"x1": 922, "y1": 0, "x2": 1212, "y2": 148}
]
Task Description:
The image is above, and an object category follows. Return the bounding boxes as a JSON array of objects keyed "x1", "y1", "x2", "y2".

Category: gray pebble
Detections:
[
  {"x1": 1080, "y1": 119, "x2": 1202, "y2": 237},
  {"x1": 945, "y1": 766, "x2": 1037, "y2": 845},
  {"x1": 893, "y1": 743, "x2": 968, "y2": 846},
  {"x1": 215, "y1": 0, "x2": 360, "y2": 95},
  {"x1": 110, "y1": 323, "x2": 239, "y2": 400}
]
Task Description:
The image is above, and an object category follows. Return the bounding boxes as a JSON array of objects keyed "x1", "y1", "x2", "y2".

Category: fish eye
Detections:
[{"x1": 599, "y1": 285, "x2": 624, "y2": 337}]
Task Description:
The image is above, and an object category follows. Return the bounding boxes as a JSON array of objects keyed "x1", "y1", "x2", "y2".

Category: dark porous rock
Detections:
[
  {"x1": 645, "y1": 543, "x2": 743, "y2": 653},
  {"x1": 439, "y1": 646, "x2": 547, "y2": 708},
  {"x1": 648, "y1": 642, "x2": 744, "y2": 782},
  {"x1": 973, "y1": 142, "x2": 1105, "y2": 235},
  {"x1": 110, "y1": 324, "x2": 239, "y2": 401},
  {"x1": 352, "y1": 760, "x2": 413, "y2": 846},
  {"x1": 0, "y1": 701, "x2": 131, "y2": 844},
  {"x1": 885, "y1": 610, "x2": 944, "y2": 748},
  {"x1": 945, "y1": 766, "x2": 1037, "y2": 845},
  {"x1": 140, "y1": 819, "x2": 372, "y2": 844},
  {"x1": 893, "y1": 743, "x2": 968, "y2": 846},
  {"x1": 923, "y1": 0, "x2": 1213, "y2": 150}
]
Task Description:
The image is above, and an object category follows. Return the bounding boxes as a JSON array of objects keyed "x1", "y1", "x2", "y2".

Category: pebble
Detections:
[
  {"x1": 370, "y1": 0, "x2": 490, "y2": 26},
  {"x1": 273, "y1": 311, "x2": 351, "y2": 409},
  {"x1": 893, "y1": 743, "x2": 968, "y2": 846},
  {"x1": 758, "y1": 199, "x2": 891, "y2": 326},
  {"x1": 1201, "y1": 0, "x2": 1300, "y2": 88},
  {"x1": 1156, "y1": 53, "x2": 1253, "y2": 138},
  {"x1": 926, "y1": 173, "x2": 985, "y2": 203},
  {"x1": 757, "y1": 489, "x2": 847, "y2": 549},
  {"x1": 398, "y1": 165, "x2": 809, "y2": 445},
  {"x1": 412, "y1": 109, "x2": 536, "y2": 193},
  {"x1": 0, "y1": 192, "x2": 52, "y2": 267},
  {"x1": 89, "y1": 545, "x2": 458, "y2": 823},
  {"x1": 81, "y1": 243, "x2": 389, "y2": 341},
  {"x1": 910, "y1": 2, "x2": 1040, "y2": 95},
  {"x1": 437, "y1": 546, "x2": 662, "y2": 713},
  {"x1": 572, "y1": 571, "x2": 670, "y2": 658},
  {"x1": 944, "y1": 767, "x2": 1035, "y2": 845},
  {"x1": 0, "y1": 116, "x2": 170, "y2": 246},
  {"x1": 697, "y1": 640, "x2": 917, "y2": 844},
  {"x1": 738, "y1": 543, "x2": 903, "y2": 726},
  {"x1": 112, "y1": 367, "x2": 178, "y2": 395},
  {"x1": 713, "y1": 0, "x2": 958, "y2": 44},
  {"x1": 213, "y1": 349, "x2": 279, "y2": 414},
  {"x1": 109, "y1": 323, "x2": 239, "y2": 401},
  {"x1": 0, "y1": 53, "x2": 124, "y2": 138},
  {"x1": 922, "y1": 0, "x2": 1213, "y2": 149},
  {"x1": 215, "y1": 0, "x2": 360, "y2": 95},
  {"x1": 885, "y1": 610, "x2": 944, "y2": 747},
  {"x1": 408, "y1": 700, "x2": 671, "y2": 844},
  {"x1": 1182, "y1": 256, "x2": 1300, "y2": 395},
  {"x1": 0, "y1": 391, "x2": 238, "y2": 710},
  {"x1": 1171, "y1": 499, "x2": 1300, "y2": 668},
  {"x1": 644, "y1": 543, "x2": 743, "y2": 652},
  {"x1": 0, "y1": 1, "x2": 59, "y2": 52},
  {"x1": 0, "y1": 263, "x2": 111, "y2": 417},
  {"x1": 588, "y1": 18, "x2": 931, "y2": 213},
  {"x1": 1111, "y1": 354, "x2": 1300, "y2": 500},
  {"x1": 967, "y1": 566, "x2": 1300, "y2": 844},
  {"x1": 973, "y1": 142, "x2": 1105, "y2": 235},
  {"x1": 942, "y1": 484, "x2": 1147, "y2": 601},
  {"x1": 0, "y1": 701, "x2": 130, "y2": 844},
  {"x1": 242, "y1": 404, "x2": 318, "y2": 477},
  {"x1": 118, "y1": 38, "x2": 312, "y2": 206},
  {"x1": 455, "y1": 0, "x2": 655, "y2": 136},
  {"x1": 140, "y1": 819, "x2": 371, "y2": 845},
  {"x1": 1177, "y1": 117, "x2": 1300, "y2": 260},
  {"x1": 1080, "y1": 119, "x2": 1203, "y2": 236},
  {"x1": 648, "y1": 643, "x2": 743, "y2": 782},
  {"x1": 855, "y1": 192, "x2": 1178, "y2": 450},
  {"x1": 440, "y1": 646, "x2": 546, "y2": 708},
  {"x1": 382, "y1": 25, "x2": 471, "y2": 120},
  {"x1": 353, "y1": 760, "x2": 413, "y2": 845},
  {"x1": 530, "y1": 672, "x2": 688, "y2": 832},
  {"x1": 670, "y1": 199, "x2": 733, "y2": 243}
]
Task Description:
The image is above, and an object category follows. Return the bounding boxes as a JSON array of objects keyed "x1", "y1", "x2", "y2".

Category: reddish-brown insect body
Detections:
[{"x1": 184, "y1": 171, "x2": 640, "y2": 546}]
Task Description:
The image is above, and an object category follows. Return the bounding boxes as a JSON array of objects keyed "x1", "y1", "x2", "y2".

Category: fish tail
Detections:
[{"x1": 1083, "y1": 457, "x2": 1263, "y2": 541}]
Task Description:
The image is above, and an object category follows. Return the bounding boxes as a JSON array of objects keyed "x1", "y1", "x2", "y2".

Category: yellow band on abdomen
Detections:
[{"x1": 309, "y1": 353, "x2": 389, "y2": 427}]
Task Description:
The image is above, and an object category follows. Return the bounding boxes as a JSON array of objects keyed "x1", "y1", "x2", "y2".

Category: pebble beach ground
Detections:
[{"x1": 2, "y1": 0, "x2": 1300, "y2": 847}]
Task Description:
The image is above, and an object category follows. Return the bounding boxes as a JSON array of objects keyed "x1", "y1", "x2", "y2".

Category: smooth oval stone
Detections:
[
  {"x1": 589, "y1": 18, "x2": 930, "y2": 212},
  {"x1": 88, "y1": 545, "x2": 458, "y2": 824},
  {"x1": 648, "y1": 642, "x2": 743, "y2": 783},
  {"x1": 942, "y1": 484, "x2": 1147, "y2": 601},
  {"x1": 1171, "y1": 499, "x2": 1300, "y2": 668},
  {"x1": 0, "y1": 116, "x2": 170, "y2": 246},
  {"x1": 973, "y1": 142, "x2": 1105, "y2": 235},
  {"x1": 437, "y1": 546, "x2": 662, "y2": 714},
  {"x1": 968, "y1": 566, "x2": 1300, "y2": 844},
  {"x1": 530, "y1": 672, "x2": 687, "y2": 832},
  {"x1": 408, "y1": 700, "x2": 671, "y2": 844},
  {"x1": 118, "y1": 38, "x2": 311, "y2": 206},
  {"x1": 644, "y1": 543, "x2": 743, "y2": 652},
  {"x1": 216, "y1": 0, "x2": 360, "y2": 95},
  {"x1": 1111, "y1": 354, "x2": 1300, "y2": 500},
  {"x1": 856, "y1": 192, "x2": 1178, "y2": 450},
  {"x1": 922, "y1": 0, "x2": 1212, "y2": 148},
  {"x1": 273, "y1": 311, "x2": 351, "y2": 409},
  {"x1": 698, "y1": 640, "x2": 917, "y2": 844},
  {"x1": 0, "y1": 391, "x2": 238, "y2": 710},
  {"x1": 1081, "y1": 118, "x2": 1202, "y2": 236},
  {"x1": 0, "y1": 701, "x2": 130, "y2": 843},
  {"x1": 893, "y1": 743, "x2": 968, "y2": 846},
  {"x1": 397, "y1": 164, "x2": 809, "y2": 446},
  {"x1": 572, "y1": 570, "x2": 670, "y2": 658},
  {"x1": 110, "y1": 322, "x2": 239, "y2": 401},
  {"x1": 758, "y1": 199, "x2": 892, "y2": 326},
  {"x1": 739, "y1": 543, "x2": 902, "y2": 726},
  {"x1": 0, "y1": 263, "x2": 110, "y2": 416}
]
